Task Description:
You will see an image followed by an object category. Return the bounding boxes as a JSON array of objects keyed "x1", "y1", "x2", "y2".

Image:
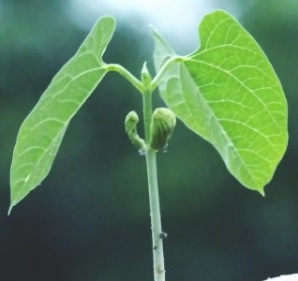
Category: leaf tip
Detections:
[
  {"x1": 258, "y1": 188, "x2": 266, "y2": 197},
  {"x1": 149, "y1": 25, "x2": 161, "y2": 40},
  {"x1": 100, "y1": 15, "x2": 116, "y2": 25},
  {"x1": 203, "y1": 9, "x2": 230, "y2": 19},
  {"x1": 7, "y1": 202, "x2": 15, "y2": 216}
]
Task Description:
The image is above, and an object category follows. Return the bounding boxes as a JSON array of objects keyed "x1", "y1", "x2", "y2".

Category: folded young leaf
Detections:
[
  {"x1": 153, "y1": 10, "x2": 288, "y2": 194},
  {"x1": 9, "y1": 16, "x2": 116, "y2": 213}
]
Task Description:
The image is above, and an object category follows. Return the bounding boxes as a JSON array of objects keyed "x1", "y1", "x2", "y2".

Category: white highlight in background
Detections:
[{"x1": 69, "y1": 0, "x2": 241, "y2": 52}]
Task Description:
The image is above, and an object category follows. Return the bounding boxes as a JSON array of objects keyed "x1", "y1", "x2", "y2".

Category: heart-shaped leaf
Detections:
[
  {"x1": 153, "y1": 10, "x2": 288, "y2": 194},
  {"x1": 9, "y1": 16, "x2": 116, "y2": 213}
]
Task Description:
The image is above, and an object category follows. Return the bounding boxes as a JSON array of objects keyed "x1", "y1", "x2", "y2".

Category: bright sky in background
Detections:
[{"x1": 70, "y1": 0, "x2": 244, "y2": 53}]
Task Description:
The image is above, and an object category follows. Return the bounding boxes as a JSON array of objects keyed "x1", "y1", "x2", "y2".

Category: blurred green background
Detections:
[{"x1": 1, "y1": 0, "x2": 298, "y2": 280}]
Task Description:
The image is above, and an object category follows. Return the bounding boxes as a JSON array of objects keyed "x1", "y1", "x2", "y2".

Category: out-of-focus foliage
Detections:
[{"x1": 0, "y1": 0, "x2": 297, "y2": 281}]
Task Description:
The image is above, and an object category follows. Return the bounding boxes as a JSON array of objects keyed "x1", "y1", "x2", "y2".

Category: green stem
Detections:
[
  {"x1": 105, "y1": 63, "x2": 144, "y2": 93},
  {"x1": 150, "y1": 55, "x2": 184, "y2": 92},
  {"x1": 111, "y1": 61, "x2": 168, "y2": 281},
  {"x1": 143, "y1": 87, "x2": 166, "y2": 281},
  {"x1": 143, "y1": 87, "x2": 152, "y2": 143},
  {"x1": 146, "y1": 149, "x2": 166, "y2": 281}
]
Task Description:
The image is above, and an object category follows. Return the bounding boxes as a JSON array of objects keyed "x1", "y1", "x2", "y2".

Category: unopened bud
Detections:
[
  {"x1": 125, "y1": 111, "x2": 146, "y2": 151},
  {"x1": 149, "y1": 108, "x2": 176, "y2": 151},
  {"x1": 141, "y1": 62, "x2": 152, "y2": 88}
]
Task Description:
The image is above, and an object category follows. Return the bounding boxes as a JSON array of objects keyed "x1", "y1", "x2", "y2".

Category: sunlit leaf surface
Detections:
[
  {"x1": 9, "y1": 16, "x2": 116, "y2": 213},
  {"x1": 153, "y1": 10, "x2": 288, "y2": 194}
]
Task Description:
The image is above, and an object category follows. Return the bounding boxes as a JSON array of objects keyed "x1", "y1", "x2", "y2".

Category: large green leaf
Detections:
[
  {"x1": 9, "y1": 16, "x2": 116, "y2": 213},
  {"x1": 153, "y1": 10, "x2": 288, "y2": 194}
]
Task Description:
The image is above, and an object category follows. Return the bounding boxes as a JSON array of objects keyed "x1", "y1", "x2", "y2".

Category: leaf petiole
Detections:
[
  {"x1": 105, "y1": 63, "x2": 144, "y2": 93},
  {"x1": 105, "y1": 55, "x2": 185, "y2": 96},
  {"x1": 150, "y1": 56, "x2": 185, "y2": 92}
]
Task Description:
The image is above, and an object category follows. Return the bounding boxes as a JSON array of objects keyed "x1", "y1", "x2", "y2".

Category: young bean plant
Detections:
[{"x1": 9, "y1": 10, "x2": 288, "y2": 281}]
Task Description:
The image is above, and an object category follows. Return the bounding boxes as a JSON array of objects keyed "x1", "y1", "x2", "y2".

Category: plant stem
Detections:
[
  {"x1": 105, "y1": 63, "x2": 144, "y2": 93},
  {"x1": 150, "y1": 55, "x2": 184, "y2": 92},
  {"x1": 146, "y1": 149, "x2": 166, "y2": 281},
  {"x1": 112, "y1": 61, "x2": 168, "y2": 281},
  {"x1": 143, "y1": 87, "x2": 166, "y2": 281}
]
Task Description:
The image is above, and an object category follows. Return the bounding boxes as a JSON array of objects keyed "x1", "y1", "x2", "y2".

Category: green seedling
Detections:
[{"x1": 9, "y1": 10, "x2": 288, "y2": 281}]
